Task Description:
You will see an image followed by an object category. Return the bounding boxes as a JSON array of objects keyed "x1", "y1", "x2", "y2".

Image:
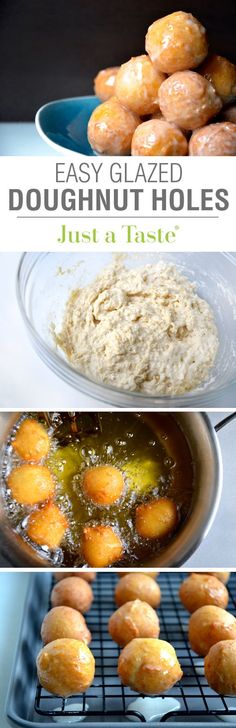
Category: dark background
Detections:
[{"x1": 0, "y1": 0, "x2": 235, "y2": 121}]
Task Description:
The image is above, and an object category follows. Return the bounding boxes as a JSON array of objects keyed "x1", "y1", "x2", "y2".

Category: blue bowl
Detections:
[{"x1": 35, "y1": 96, "x2": 100, "y2": 155}]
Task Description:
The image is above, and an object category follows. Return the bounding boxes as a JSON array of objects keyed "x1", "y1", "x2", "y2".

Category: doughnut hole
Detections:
[
  {"x1": 131, "y1": 119, "x2": 188, "y2": 156},
  {"x1": 81, "y1": 525, "x2": 123, "y2": 567},
  {"x1": 188, "y1": 605, "x2": 236, "y2": 656},
  {"x1": 221, "y1": 105, "x2": 236, "y2": 123},
  {"x1": 117, "y1": 571, "x2": 159, "y2": 579},
  {"x1": 189, "y1": 122, "x2": 236, "y2": 155},
  {"x1": 200, "y1": 54, "x2": 236, "y2": 105},
  {"x1": 41, "y1": 606, "x2": 91, "y2": 645},
  {"x1": 87, "y1": 97, "x2": 140, "y2": 155},
  {"x1": 94, "y1": 66, "x2": 119, "y2": 101},
  {"x1": 55, "y1": 572, "x2": 96, "y2": 582},
  {"x1": 135, "y1": 497, "x2": 179, "y2": 539},
  {"x1": 115, "y1": 55, "x2": 166, "y2": 115},
  {"x1": 204, "y1": 640, "x2": 236, "y2": 695},
  {"x1": 36, "y1": 638, "x2": 95, "y2": 697},
  {"x1": 51, "y1": 576, "x2": 93, "y2": 614},
  {"x1": 83, "y1": 465, "x2": 124, "y2": 505},
  {"x1": 8, "y1": 464, "x2": 55, "y2": 505},
  {"x1": 12, "y1": 418, "x2": 50, "y2": 461},
  {"x1": 200, "y1": 572, "x2": 231, "y2": 585},
  {"x1": 108, "y1": 599, "x2": 160, "y2": 646},
  {"x1": 179, "y1": 574, "x2": 229, "y2": 613},
  {"x1": 115, "y1": 573, "x2": 161, "y2": 608},
  {"x1": 26, "y1": 502, "x2": 68, "y2": 549},
  {"x1": 159, "y1": 71, "x2": 222, "y2": 130},
  {"x1": 118, "y1": 638, "x2": 183, "y2": 694},
  {"x1": 145, "y1": 11, "x2": 208, "y2": 74}
]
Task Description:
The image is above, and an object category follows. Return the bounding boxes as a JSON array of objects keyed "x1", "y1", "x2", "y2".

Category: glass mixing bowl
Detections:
[{"x1": 16, "y1": 252, "x2": 236, "y2": 407}]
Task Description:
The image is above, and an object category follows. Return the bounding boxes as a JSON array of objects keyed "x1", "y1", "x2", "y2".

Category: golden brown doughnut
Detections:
[
  {"x1": 188, "y1": 605, "x2": 236, "y2": 656},
  {"x1": 8, "y1": 464, "x2": 55, "y2": 505},
  {"x1": 51, "y1": 576, "x2": 93, "y2": 614},
  {"x1": 115, "y1": 573, "x2": 161, "y2": 608},
  {"x1": 108, "y1": 599, "x2": 160, "y2": 646},
  {"x1": 87, "y1": 97, "x2": 140, "y2": 155},
  {"x1": 179, "y1": 574, "x2": 229, "y2": 613},
  {"x1": 26, "y1": 502, "x2": 68, "y2": 549},
  {"x1": 41, "y1": 606, "x2": 91, "y2": 645},
  {"x1": 189, "y1": 122, "x2": 236, "y2": 156},
  {"x1": 115, "y1": 55, "x2": 166, "y2": 115},
  {"x1": 12, "y1": 418, "x2": 50, "y2": 461},
  {"x1": 36, "y1": 638, "x2": 95, "y2": 697},
  {"x1": 145, "y1": 11, "x2": 208, "y2": 74},
  {"x1": 81, "y1": 525, "x2": 123, "y2": 567},
  {"x1": 205, "y1": 640, "x2": 236, "y2": 695},
  {"x1": 159, "y1": 71, "x2": 222, "y2": 130},
  {"x1": 94, "y1": 67, "x2": 119, "y2": 101},
  {"x1": 118, "y1": 638, "x2": 183, "y2": 694},
  {"x1": 200, "y1": 54, "x2": 236, "y2": 105}
]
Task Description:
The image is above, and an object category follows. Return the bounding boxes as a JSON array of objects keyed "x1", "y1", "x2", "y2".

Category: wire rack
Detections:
[{"x1": 34, "y1": 572, "x2": 236, "y2": 723}]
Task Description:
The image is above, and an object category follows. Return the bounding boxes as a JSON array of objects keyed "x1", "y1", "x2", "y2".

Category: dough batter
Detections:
[{"x1": 57, "y1": 260, "x2": 219, "y2": 395}]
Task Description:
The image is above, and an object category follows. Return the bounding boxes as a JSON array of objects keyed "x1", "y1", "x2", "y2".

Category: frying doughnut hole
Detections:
[
  {"x1": 135, "y1": 497, "x2": 179, "y2": 539},
  {"x1": 88, "y1": 11, "x2": 236, "y2": 155},
  {"x1": 81, "y1": 524, "x2": 123, "y2": 567},
  {"x1": 12, "y1": 418, "x2": 50, "y2": 461},
  {"x1": 8, "y1": 464, "x2": 55, "y2": 505},
  {"x1": 82, "y1": 465, "x2": 124, "y2": 505},
  {"x1": 26, "y1": 501, "x2": 68, "y2": 549}
]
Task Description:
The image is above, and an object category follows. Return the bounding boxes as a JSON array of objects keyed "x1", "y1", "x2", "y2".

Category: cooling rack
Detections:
[{"x1": 34, "y1": 571, "x2": 236, "y2": 723}]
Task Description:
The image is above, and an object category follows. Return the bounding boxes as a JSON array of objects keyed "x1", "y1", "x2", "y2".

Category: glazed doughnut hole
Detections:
[
  {"x1": 115, "y1": 573, "x2": 161, "y2": 608},
  {"x1": 26, "y1": 501, "x2": 68, "y2": 549},
  {"x1": 55, "y1": 572, "x2": 96, "y2": 582},
  {"x1": 115, "y1": 55, "x2": 166, "y2": 115},
  {"x1": 205, "y1": 640, "x2": 236, "y2": 695},
  {"x1": 200, "y1": 571, "x2": 231, "y2": 584},
  {"x1": 12, "y1": 418, "x2": 50, "y2": 461},
  {"x1": 135, "y1": 497, "x2": 179, "y2": 539},
  {"x1": 94, "y1": 66, "x2": 119, "y2": 101},
  {"x1": 179, "y1": 573, "x2": 229, "y2": 613},
  {"x1": 87, "y1": 97, "x2": 140, "y2": 155},
  {"x1": 82, "y1": 465, "x2": 124, "y2": 505},
  {"x1": 200, "y1": 54, "x2": 236, "y2": 105},
  {"x1": 145, "y1": 11, "x2": 208, "y2": 74},
  {"x1": 189, "y1": 122, "x2": 236, "y2": 156},
  {"x1": 7, "y1": 464, "x2": 55, "y2": 505},
  {"x1": 81, "y1": 524, "x2": 123, "y2": 567},
  {"x1": 117, "y1": 571, "x2": 159, "y2": 579},
  {"x1": 36, "y1": 638, "x2": 95, "y2": 697},
  {"x1": 131, "y1": 119, "x2": 188, "y2": 156},
  {"x1": 118, "y1": 638, "x2": 183, "y2": 694},
  {"x1": 51, "y1": 576, "x2": 94, "y2": 614},
  {"x1": 41, "y1": 606, "x2": 91, "y2": 645},
  {"x1": 188, "y1": 605, "x2": 236, "y2": 656},
  {"x1": 159, "y1": 71, "x2": 222, "y2": 130},
  {"x1": 108, "y1": 599, "x2": 160, "y2": 646}
]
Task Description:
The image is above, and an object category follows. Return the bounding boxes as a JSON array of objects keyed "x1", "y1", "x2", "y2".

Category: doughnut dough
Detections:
[{"x1": 58, "y1": 260, "x2": 219, "y2": 396}]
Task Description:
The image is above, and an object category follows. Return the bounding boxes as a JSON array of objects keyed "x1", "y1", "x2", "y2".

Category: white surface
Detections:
[
  {"x1": 0, "y1": 572, "x2": 30, "y2": 727},
  {"x1": 1, "y1": 252, "x2": 236, "y2": 408},
  {"x1": 0, "y1": 122, "x2": 57, "y2": 155}
]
